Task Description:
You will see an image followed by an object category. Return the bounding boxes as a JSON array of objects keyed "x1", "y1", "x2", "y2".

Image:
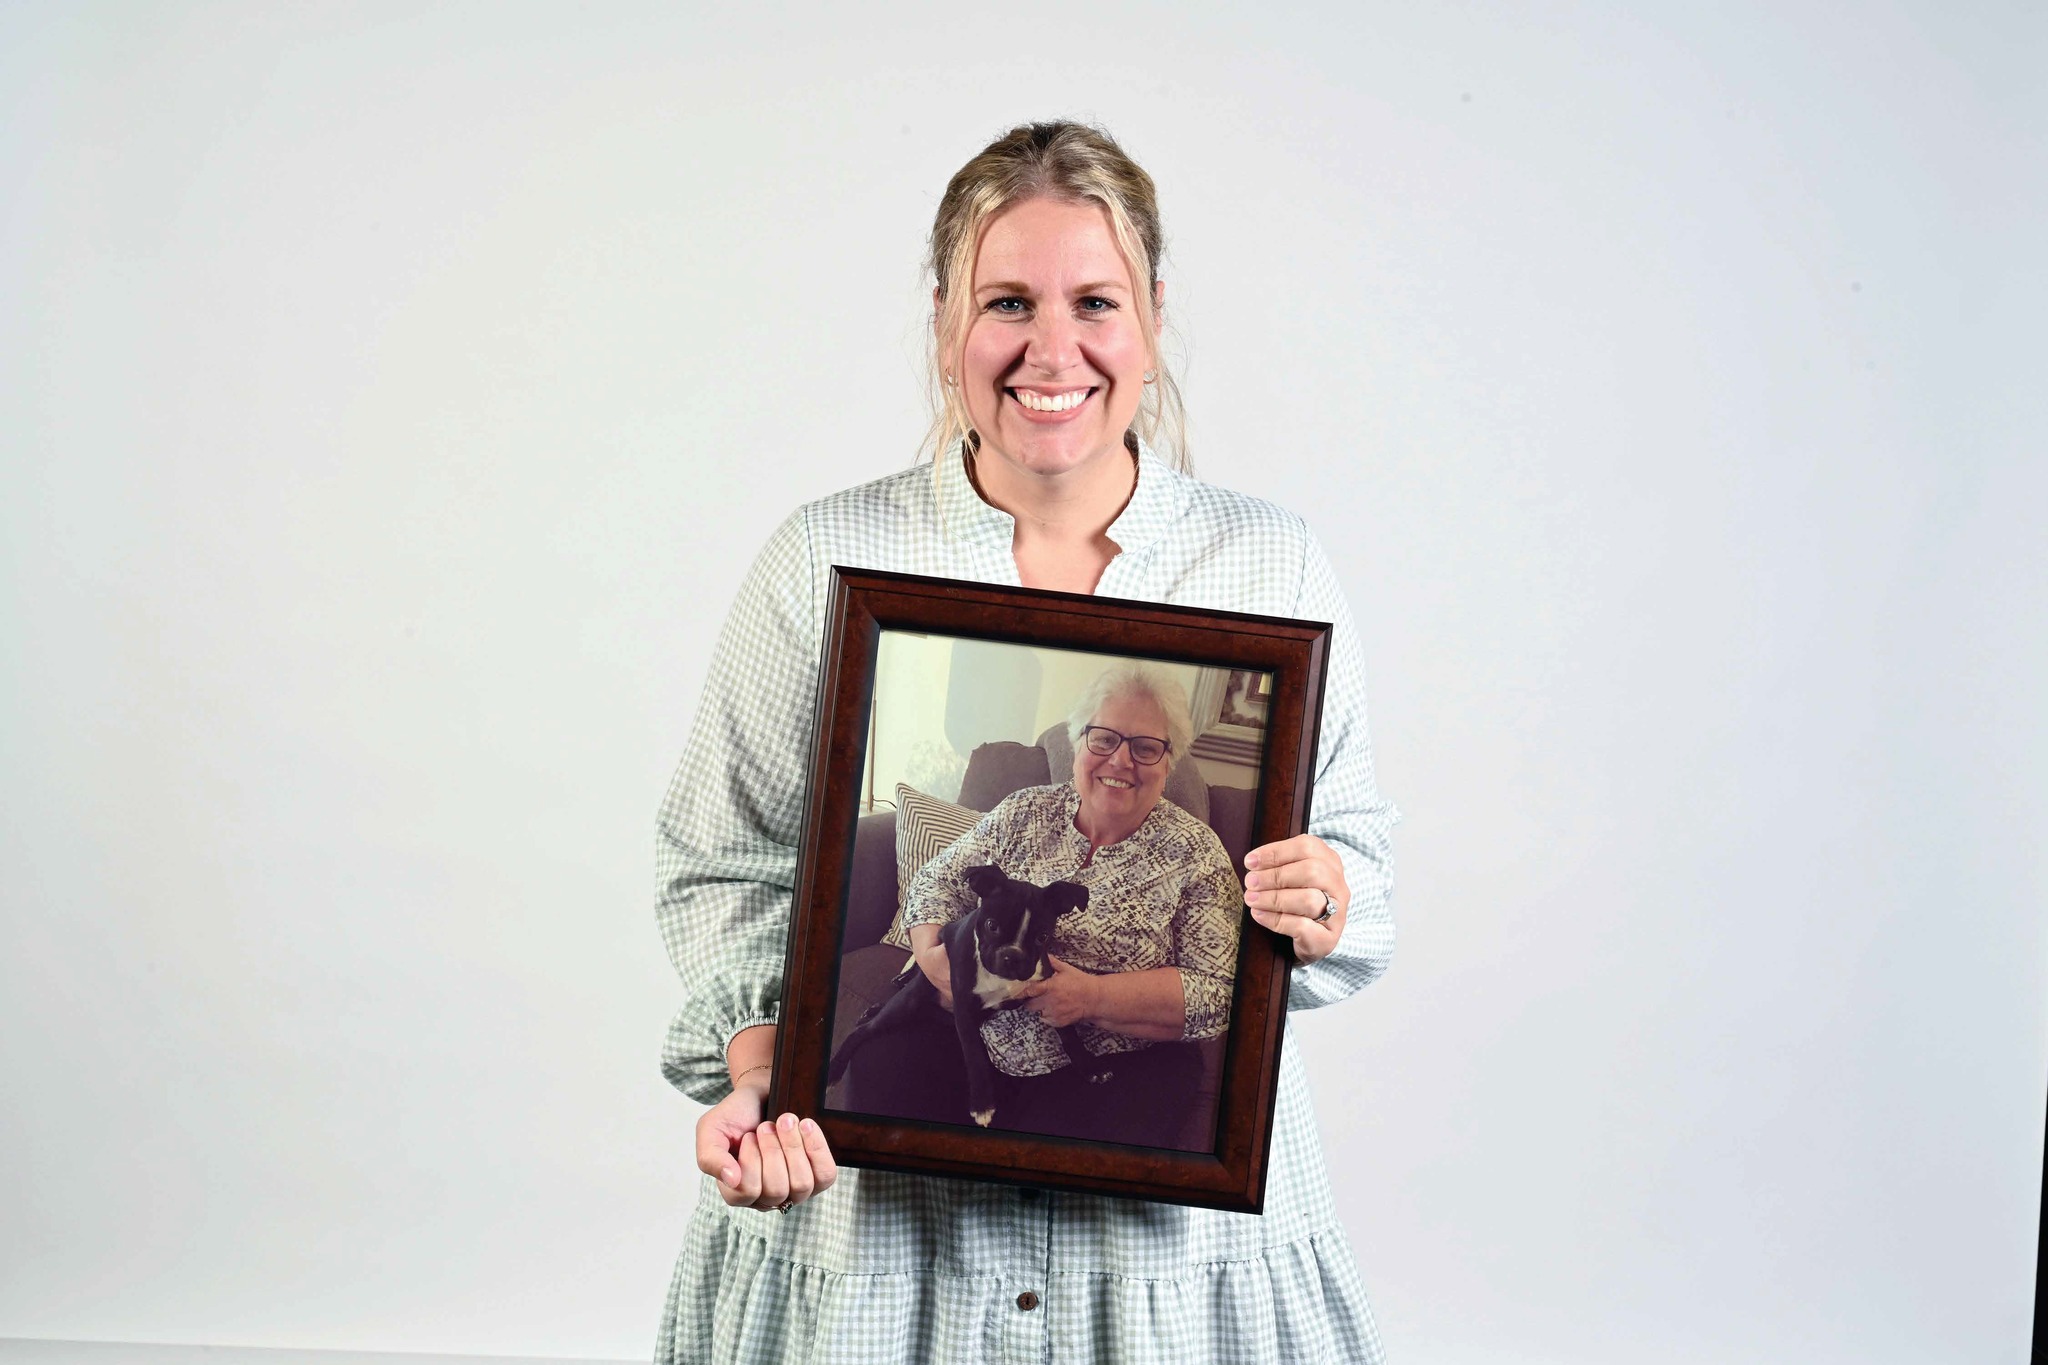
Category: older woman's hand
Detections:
[
  {"x1": 1017, "y1": 953, "x2": 1100, "y2": 1027},
  {"x1": 1243, "y1": 834, "x2": 1348, "y2": 965}
]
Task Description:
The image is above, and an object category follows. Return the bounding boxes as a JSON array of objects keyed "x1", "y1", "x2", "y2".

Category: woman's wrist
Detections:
[
  {"x1": 1078, "y1": 969, "x2": 1106, "y2": 1026},
  {"x1": 1081, "y1": 966, "x2": 1187, "y2": 1038},
  {"x1": 725, "y1": 1023, "x2": 778, "y2": 1094}
]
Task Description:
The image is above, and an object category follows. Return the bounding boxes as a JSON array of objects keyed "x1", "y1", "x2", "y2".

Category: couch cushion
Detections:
[
  {"x1": 1206, "y1": 783, "x2": 1256, "y2": 876},
  {"x1": 882, "y1": 782, "x2": 983, "y2": 949},
  {"x1": 957, "y1": 740, "x2": 1051, "y2": 812},
  {"x1": 844, "y1": 810, "x2": 903, "y2": 952}
]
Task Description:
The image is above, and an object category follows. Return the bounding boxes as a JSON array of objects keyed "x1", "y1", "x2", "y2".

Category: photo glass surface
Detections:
[{"x1": 821, "y1": 631, "x2": 1271, "y2": 1153}]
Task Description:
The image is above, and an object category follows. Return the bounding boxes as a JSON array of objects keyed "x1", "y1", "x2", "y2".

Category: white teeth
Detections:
[
  {"x1": 1101, "y1": 777, "x2": 1132, "y2": 788},
  {"x1": 1014, "y1": 388, "x2": 1089, "y2": 412}
]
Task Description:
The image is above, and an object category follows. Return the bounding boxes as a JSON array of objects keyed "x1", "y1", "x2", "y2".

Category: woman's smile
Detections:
[{"x1": 1008, "y1": 385, "x2": 1097, "y2": 418}]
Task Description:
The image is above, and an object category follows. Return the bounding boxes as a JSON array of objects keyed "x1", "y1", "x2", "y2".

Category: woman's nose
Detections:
[{"x1": 1024, "y1": 312, "x2": 1082, "y2": 373}]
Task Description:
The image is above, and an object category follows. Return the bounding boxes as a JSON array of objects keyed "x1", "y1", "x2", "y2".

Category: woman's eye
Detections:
[
  {"x1": 1077, "y1": 296, "x2": 1116, "y2": 313},
  {"x1": 985, "y1": 297, "x2": 1028, "y2": 315}
]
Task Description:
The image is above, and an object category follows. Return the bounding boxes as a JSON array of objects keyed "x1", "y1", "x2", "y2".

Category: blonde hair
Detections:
[{"x1": 924, "y1": 121, "x2": 1190, "y2": 491}]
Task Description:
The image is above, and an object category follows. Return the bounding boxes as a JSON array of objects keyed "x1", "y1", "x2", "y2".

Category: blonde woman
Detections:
[{"x1": 657, "y1": 122, "x2": 1400, "y2": 1363}]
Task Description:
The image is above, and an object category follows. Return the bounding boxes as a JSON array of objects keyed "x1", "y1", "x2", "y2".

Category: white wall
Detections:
[
  {"x1": 2, "y1": 2, "x2": 2040, "y2": 1362},
  {"x1": 867, "y1": 631, "x2": 958, "y2": 805}
]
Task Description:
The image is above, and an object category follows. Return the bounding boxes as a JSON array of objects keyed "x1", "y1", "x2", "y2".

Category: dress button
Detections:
[{"x1": 1016, "y1": 1290, "x2": 1040, "y2": 1312}]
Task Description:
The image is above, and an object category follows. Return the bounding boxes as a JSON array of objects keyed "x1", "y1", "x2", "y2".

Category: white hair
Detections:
[{"x1": 1064, "y1": 664, "x2": 1195, "y2": 772}]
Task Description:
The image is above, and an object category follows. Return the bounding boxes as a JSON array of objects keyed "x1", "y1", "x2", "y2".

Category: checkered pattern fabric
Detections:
[{"x1": 655, "y1": 442, "x2": 1399, "y2": 1364}]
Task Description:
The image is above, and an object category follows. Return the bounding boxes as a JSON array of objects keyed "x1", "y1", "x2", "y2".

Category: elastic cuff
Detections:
[{"x1": 718, "y1": 1014, "x2": 780, "y2": 1083}]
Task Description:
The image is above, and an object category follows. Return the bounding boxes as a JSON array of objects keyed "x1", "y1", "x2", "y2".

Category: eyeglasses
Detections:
[{"x1": 1080, "y1": 725, "x2": 1171, "y2": 766}]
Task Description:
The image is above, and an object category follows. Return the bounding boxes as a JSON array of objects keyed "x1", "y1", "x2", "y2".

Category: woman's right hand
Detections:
[
  {"x1": 695, "y1": 1066, "x2": 838, "y2": 1210},
  {"x1": 908, "y1": 925, "x2": 954, "y2": 1009}
]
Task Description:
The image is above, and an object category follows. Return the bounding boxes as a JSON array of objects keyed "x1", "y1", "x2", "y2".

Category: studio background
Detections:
[{"x1": 2, "y1": 3, "x2": 2040, "y2": 1363}]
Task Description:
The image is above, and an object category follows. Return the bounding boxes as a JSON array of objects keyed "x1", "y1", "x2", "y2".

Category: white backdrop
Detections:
[{"x1": 3, "y1": 3, "x2": 2041, "y2": 1362}]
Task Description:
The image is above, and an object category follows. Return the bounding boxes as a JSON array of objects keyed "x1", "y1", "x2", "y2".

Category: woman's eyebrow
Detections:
[{"x1": 974, "y1": 279, "x2": 1132, "y2": 296}]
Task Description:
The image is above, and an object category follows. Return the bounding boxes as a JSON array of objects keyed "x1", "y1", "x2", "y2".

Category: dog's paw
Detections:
[{"x1": 971, "y1": 1108, "x2": 994, "y2": 1127}]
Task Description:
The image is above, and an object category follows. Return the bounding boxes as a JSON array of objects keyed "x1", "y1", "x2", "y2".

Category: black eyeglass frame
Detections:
[{"x1": 1079, "y1": 724, "x2": 1173, "y2": 766}]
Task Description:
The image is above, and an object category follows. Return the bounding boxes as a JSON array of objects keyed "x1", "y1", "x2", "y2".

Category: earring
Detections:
[
  {"x1": 1143, "y1": 369, "x2": 1158, "y2": 384},
  {"x1": 943, "y1": 371, "x2": 957, "y2": 387}
]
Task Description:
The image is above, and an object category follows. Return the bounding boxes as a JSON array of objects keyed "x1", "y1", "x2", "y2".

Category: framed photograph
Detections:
[{"x1": 768, "y1": 568, "x2": 1331, "y2": 1213}]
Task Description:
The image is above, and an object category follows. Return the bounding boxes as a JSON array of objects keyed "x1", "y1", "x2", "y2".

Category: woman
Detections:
[
  {"x1": 658, "y1": 121, "x2": 1398, "y2": 1363},
  {"x1": 840, "y1": 665, "x2": 1243, "y2": 1148}
]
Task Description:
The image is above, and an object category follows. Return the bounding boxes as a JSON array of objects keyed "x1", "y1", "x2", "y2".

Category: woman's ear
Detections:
[{"x1": 1152, "y1": 280, "x2": 1166, "y2": 335}]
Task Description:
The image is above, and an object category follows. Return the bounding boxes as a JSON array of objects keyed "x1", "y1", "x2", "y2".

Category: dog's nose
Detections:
[{"x1": 991, "y1": 946, "x2": 1027, "y2": 977}]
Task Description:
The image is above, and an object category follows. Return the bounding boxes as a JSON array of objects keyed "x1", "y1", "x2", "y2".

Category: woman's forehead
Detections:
[{"x1": 974, "y1": 198, "x2": 1128, "y2": 287}]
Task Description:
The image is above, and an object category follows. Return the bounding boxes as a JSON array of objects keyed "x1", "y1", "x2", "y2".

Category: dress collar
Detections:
[{"x1": 935, "y1": 435, "x2": 1190, "y2": 556}]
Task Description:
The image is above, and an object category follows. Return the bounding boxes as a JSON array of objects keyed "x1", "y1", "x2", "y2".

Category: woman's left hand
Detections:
[
  {"x1": 1243, "y1": 834, "x2": 1348, "y2": 965},
  {"x1": 1018, "y1": 954, "x2": 1098, "y2": 1027}
]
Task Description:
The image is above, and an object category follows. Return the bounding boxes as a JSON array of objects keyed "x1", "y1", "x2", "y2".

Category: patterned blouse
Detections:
[
  {"x1": 900, "y1": 781, "x2": 1244, "y2": 1076},
  {"x1": 656, "y1": 440, "x2": 1401, "y2": 1364}
]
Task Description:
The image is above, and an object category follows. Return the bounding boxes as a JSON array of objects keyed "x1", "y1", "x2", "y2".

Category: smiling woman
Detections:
[
  {"x1": 657, "y1": 120, "x2": 1401, "y2": 1364},
  {"x1": 927, "y1": 126, "x2": 1189, "y2": 595},
  {"x1": 958, "y1": 198, "x2": 1158, "y2": 486}
]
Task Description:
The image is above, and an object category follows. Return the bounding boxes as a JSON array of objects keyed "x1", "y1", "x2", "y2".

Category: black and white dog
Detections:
[{"x1": 827, "y1": 864, "x2": 1099, "y2": 1128}]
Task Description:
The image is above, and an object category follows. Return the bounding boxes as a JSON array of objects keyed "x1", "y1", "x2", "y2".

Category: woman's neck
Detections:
[
  {"x1": 966, "y1": 442, "x2": 1137, "y2": 594},
  {"x1": 1073, "y1": 798, "x2": 1147, "y2": 850}
]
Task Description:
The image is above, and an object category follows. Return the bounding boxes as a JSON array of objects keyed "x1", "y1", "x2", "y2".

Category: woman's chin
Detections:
[
  {"x1": 980, "y1": 423, "x2": 1125, "y2": 480},
  {"x1": 1084, "y1": 781, "x2": 1149, "y2": 818}
]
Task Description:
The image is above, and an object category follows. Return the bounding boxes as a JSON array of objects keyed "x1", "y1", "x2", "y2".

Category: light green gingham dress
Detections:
[{"x1": 655, "y1": 443, "x2": 1400, "y2": 1365}]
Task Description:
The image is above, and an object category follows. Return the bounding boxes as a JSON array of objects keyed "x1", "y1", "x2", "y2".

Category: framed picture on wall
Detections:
[{"x1": 767, "y1": 567, "x2": 1332, "y2": 1213}]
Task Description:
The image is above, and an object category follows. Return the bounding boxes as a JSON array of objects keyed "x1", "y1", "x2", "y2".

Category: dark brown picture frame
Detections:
[{"x1": 768, "y1": 567, "x2": 1331, "y2": 1214}]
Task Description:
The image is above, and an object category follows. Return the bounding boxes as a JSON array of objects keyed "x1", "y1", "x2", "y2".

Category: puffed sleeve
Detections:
[
  {"x1": 898, "y1": 791, "x2": 1030, "y2": 933},
  {"x1": 1172, "y1": 832, "x2": 1244, "y2": 1039},
  {"x1": 655, "y1": 510, "x2": 818, "y2": 1105},
  {"x1": 1288, "y1": 524, "x2": 1401, "y2": 1010}
]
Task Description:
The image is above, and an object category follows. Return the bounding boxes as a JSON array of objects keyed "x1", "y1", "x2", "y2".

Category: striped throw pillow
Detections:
[{"x1": 882, "y1": 782, "x2": 983, "y2": 949}]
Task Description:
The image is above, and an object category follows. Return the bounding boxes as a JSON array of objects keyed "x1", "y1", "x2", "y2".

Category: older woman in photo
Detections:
[{"x1": 839, "y1": 664, "x2": 1244, "y2": 1146}]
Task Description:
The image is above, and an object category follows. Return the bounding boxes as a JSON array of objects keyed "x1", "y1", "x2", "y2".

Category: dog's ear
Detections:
[
  {"x1": 964, "y1": 865, "x2": 1007, "y2": 898},
  {"x1": 1046, "y1": 881, "x2": 1089, "y2": 916}
]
